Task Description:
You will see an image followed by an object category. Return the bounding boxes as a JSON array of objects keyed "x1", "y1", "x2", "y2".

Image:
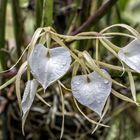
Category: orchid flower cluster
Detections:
[{"x1": 0, "y1": 24, "x2": 140, "y2": 138}]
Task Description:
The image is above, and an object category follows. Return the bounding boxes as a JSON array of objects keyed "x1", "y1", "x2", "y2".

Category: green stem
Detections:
[
  {"x1": 0, "y1": 0, "x2": 8, "y2": 70},
  {"x1": 35, "y1": 0, "x2": 44, "y2": 28},
  {"x1": 11, "y1": 0, "x2": 25, "y2": 60},
  {"x1": 42, "y1": 0, "x2": 53, "y2": 27},
  {"x1": 0, "y1": 76, "x2": 16, "y2": 90}
]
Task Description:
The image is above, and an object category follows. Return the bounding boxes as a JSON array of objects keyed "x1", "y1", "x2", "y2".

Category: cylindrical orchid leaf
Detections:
[
  {"x1": 118, "y1": 39, "x2": 140, "y2": 73},
  {"x1": 28, "y1": 44, "x2": 72, "y2": 90},
  {"x1": 71, "y1": 69, "x2": 112, "y2": 116}
]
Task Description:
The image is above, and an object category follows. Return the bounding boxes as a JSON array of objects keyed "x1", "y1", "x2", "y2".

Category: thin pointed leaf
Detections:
[
  {"x1": 83, "y1": 51, "x2": 126, "y2": 88},
  {"x1": 99, "y1": 38, "x2": 125, "y2": 75},
  {"x1": 101, "y1": 24, "x2": 140, "y2": 38},
  {"x1": 72, "y1": 62, "x2": 79, "y2": 77},
  {"x1": 73, "y1": 98, "x2": 109, "y2": 127},
  {"x1": 0, "y1": 28, "x2": 43, "y2": 74},
  {"x1": 58, "y1": 80, "x2": 72, "y2": 92},
  {"x1": 16, "y1": 61, "x2": 27, "y2": 113},
  {"x1": 128, "y1": 72, "x2": 136, "y2": 102},
  {"x1": 112, "y1": 89, "x2": 136, "y2": 104},
  {"x1": 36, "y1": 93, "x2": 51, "y2": 107},
  {"x1": 28, "y1": 28, "x2": 43, "y2": 55},
  {"x1": 94, "y1": 60, "x2": 135, "y2": 73},
  {"x1": 58, "y1": 83, "x2": 65, "y2": 139},
  {"x1": 0, "y1": 76, "x2": 16, "y2": 90},
  {"x1": 92, "y1": 98, "x2": 110, "y2": 134}
]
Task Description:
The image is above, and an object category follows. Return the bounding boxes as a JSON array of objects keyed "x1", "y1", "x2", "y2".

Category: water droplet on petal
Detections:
[
  {"x1": 62, "y1": 61, "x2": 67, "y2": 66},
  {"x1": 104, "y1": 79, "x2": 109, "y2": 84},
  {"x1": 97, "y1": 100, "x2": 101, "y2": 104},
  {"x1": 34, "y1": 50, "x2": 37, "y2": 53},
  {"x1": 76, "y1": 82, "x2": 80, "y2": 85}
]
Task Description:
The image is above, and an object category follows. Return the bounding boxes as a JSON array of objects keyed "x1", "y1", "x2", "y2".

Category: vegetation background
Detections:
[{"x1": 0, "y1": 0, "x2": 140, "y2": 140}]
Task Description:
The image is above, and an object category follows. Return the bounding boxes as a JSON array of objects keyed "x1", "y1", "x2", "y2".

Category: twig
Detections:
[{"x1": 72, "y1": 0, "x2": 118, "y2": 35}]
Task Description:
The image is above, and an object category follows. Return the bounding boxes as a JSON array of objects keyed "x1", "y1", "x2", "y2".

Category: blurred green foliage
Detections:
[{"x1": 0, "y1": 0, "x2": 140, "y2": 140}]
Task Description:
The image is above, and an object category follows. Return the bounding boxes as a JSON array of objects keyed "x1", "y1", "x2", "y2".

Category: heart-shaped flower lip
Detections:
[
  {"x1": 71, "y1": 69, "x2": 112, "y2": 116},
  {"x1": 118, "y1": 39, "x2": 140, "y2": 73},
  {"x1": 28, "y1": 44, "x2": 72, "y2": 90}
]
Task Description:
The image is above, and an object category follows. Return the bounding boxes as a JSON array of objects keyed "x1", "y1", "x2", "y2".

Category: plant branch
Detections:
[{"x1": 72, "y1": 0, "x2": 118, "y2": 35}]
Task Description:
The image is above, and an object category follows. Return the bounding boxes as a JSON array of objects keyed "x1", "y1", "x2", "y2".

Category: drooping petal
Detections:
[
  {"x1": 71, "y1": 69, "x2": 112, "y2": 116},
  {"x1": 22, "y1": 79, "x2": 38, "y2": 134},
  {"x1": 118, "y1": 39, "x2": 140, "y2": 73},
  {"x1": 28, "y1": 44, "x2": 72, "y2": 90}
]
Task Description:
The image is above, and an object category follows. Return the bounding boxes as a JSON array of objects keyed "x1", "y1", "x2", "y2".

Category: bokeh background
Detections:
[{"x1": 1, "y1": 0, "x2": 140, "y2": 140}]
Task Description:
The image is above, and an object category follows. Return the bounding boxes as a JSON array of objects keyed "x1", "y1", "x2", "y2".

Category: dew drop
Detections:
[
  {"x1": 62, "y1": 61, "x2": 67, "y2": 66},
  {"x1": 34, "y1": 50, "x2": 37, "y2": 53},
  {"x1": 97, "y1": 100, "x2": 101, "y2": 104},
  {"x1": 76, "y1": 82, "x2": 80, "y2": 85},
  {"x1": 104, "y1": 79, "x2": 109, "y2": 84},
  {"x1": 60, "y1": 65, "x2": 64, "y2": 69},
  {"x1": 98, "y1": 84, "x2": 102, "y2": 88}
]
